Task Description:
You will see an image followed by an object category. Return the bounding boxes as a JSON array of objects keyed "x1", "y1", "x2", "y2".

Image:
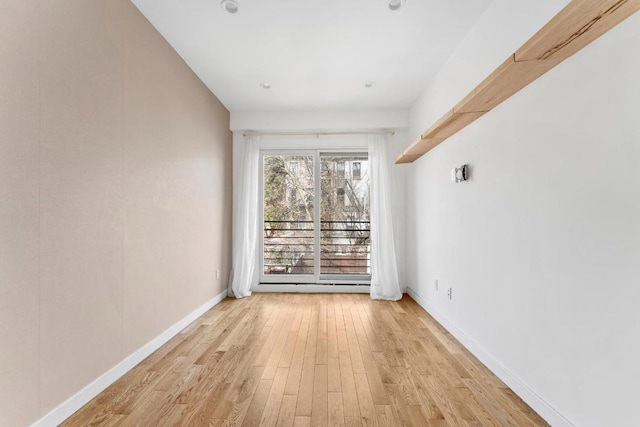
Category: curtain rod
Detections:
[{"x1": 241, "y1": 130, "x2": 395, "y2": 137}]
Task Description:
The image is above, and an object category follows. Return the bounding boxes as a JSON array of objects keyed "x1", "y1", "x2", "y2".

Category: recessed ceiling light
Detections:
[
  {"x1": 221, "y1": 0, "x2": 239, "y2": 14},
  {"x1": 364, "y1": 81, "x2": 376, "y2": 88},
  {"x1": 388, "y1": 0, "x2": 405, "y2": 11},
  {"x1": 260, "y1": 83, "x2": 271, "y2": 89}
]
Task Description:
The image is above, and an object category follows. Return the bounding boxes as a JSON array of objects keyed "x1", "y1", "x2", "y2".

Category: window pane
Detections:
[
  {"x1": 263, "y1": 155, "x2": 314, "y2": 275},
  {"x1": 320, "y1": 154, "x2": 370, "y2": 276},
  {"x1": 352, "y1": 162, "x2": 361, "y2": 180}
]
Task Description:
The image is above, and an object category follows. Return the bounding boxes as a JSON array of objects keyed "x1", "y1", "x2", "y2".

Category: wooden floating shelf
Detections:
[
  {"x1": 453, "y1": 55, "x2": 563, "y2": 114},
  {"x1": 515, "y1": 0, "x2": 640, "y2": 61},
  {"x1": 421, "y1": 109, "x2": 487, "y2": 139},
  {"x1": 396, "y1": 0, "x2": 640, "y2": 164}
]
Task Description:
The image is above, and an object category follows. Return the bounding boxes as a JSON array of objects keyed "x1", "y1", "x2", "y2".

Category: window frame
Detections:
[{"x1": 259, "y1": 148, "x2": 371, "y2": 285}]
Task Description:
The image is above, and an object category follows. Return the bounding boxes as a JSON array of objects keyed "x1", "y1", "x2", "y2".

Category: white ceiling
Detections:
[{"x1": 131, "y1": 0, "x2": 491, "y2": 112}]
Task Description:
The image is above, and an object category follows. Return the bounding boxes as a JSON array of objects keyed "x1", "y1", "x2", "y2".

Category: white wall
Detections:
[
  {"x1": 231, "y1": 109, "x2": 408, "y2": 133},
  {"x1": 230, "y1": 110, "x2": 410, "y2": 291},
  {"x1": 404, "y1": 1, "x2": 640, "y2": 426}
]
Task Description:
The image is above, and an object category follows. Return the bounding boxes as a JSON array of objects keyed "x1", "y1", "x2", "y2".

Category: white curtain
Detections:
[
  {"x1": 229, "y1": 135, "x2": 260, "y2": 298},
  {"x1": 368, "y1": 134, "x2": 402, "y2": 301}
]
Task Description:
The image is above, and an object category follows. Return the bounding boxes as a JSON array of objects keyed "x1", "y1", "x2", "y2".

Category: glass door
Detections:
[
  {"x1": 320, "y1": 153, "x2": 370, "y2": 281},
  {"x1": 260, "y1": 150, "x2": 369, "y2": 284},
  {"x1": 261, "y1": 152, "x2": 317, "y2": 283}
]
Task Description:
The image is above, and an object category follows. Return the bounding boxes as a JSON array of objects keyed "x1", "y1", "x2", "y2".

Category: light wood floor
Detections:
[{"x1": 63, "y1": 293, "x2": 548, "y2": 426}]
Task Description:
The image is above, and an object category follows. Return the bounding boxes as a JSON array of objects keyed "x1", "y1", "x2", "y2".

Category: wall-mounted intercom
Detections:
[{"x1": 452, "y1": 164, "x2": 468, "y2": 183}]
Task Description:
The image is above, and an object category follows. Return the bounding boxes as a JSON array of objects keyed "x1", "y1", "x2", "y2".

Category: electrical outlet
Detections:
[
  {"x1": 435, "y1": 279, "x2": 439, "y2": 291},
  {"x1": 447, "y1": 288, "x2": 452, "y2": 300},
  {"x1": 216, "y1": 269, "x2": 220, "y2": 280}
]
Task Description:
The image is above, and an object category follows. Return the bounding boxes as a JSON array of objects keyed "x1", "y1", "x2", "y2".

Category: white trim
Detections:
[
  {"x1": 243, "y1": 130, "x2": 394, "y2": 137},
  {"x1": 258, "y1": 136, "x2": 368, "y2": 151},
  {"x1": 259, "y1": 149, "x2": 372, "y2": 287},
  {"x1": 229, "y1": 109, "x2": 410, "y2": 132},
  {"x1": 31, "y1": 289, "x2": 229, "y2": 427},
  {"x1": 313, "y1": 150, "x2": 321, "y2": 281},
  {"x1": 254, "y1": 284, "x2": 369, "y2": 294},
  {"x1": 406, "y1": 287, "x2": 574, "y2": 427}
]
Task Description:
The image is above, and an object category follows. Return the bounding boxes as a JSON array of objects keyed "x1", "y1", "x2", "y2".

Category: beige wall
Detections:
[{"x1": 0, "y1": 1, "x2": 232, "y2": 425}]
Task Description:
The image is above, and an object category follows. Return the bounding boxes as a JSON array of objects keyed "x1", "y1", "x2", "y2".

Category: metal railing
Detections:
[{"x1": 263, "y1": 220, "x2": 370, "y2": 275}]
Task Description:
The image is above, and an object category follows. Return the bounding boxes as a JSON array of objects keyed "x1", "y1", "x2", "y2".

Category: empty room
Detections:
[{"x1": 1, "y1": 0, "x2": 639, "y2": 426}]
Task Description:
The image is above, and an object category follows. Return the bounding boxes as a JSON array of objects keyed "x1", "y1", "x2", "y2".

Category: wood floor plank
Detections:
[
  {"x1": 304, "y1": 303, "x2": 319, "y2": 359},
  {"x1": 64, "y1": 412, "x2": 127, "y2": 427},
  {"x1": 391, "y1": 367, "x2": 422, "y2": 406},
  {"x1": 284, "y1": 309, "x2": 310, "y2": 396},
  {"x1": 355, "y1": 302, "x2": 381, "y2": 353},
  {"x1": 371, "y1": 351, "x2": 395, "y2": 385},
  {"x1": 62, "y1": 294, "x2": 549, "y2": 427},
  {"x1": 327, "y1": 297, "x2": 339, "y2": 359},
  {"x1": 279, "y1": 331, "x2": 299, "y2": 368},
  {"x1": 498, "y1": 386, "x2": 549, "y2": 426},
  {"x1": 318, "y1": 298, "x2": 328, "y2": 340},
  {"x1": 328, "y1": 392, "x2": 345, "y2": 427},
  {"x1": 384, "y1": 383, "x2": 417, "y2": 427},
  {"x1": 339, "y1": 351, "x2": 360, "y2": 419},
  {"x1": 311, "y1": 364, "x2": 329, "y2": 427},
  {"x1": 222, "y1": 366, "x2": 265, "y2": 425},
  {"x1": 255, "y1": 304, "x2": 287, "y2": 367},
  {"x1": 182, "y1": 382, "x2": 231, "y2": 425},
  {"x1": 357, "y1": 343, "x2": 388, "y2": 405},
  {"x1": 93, "y1": 369, "x2": 159, "y2": 416},
  {"x1": 276, "y1": 395, "x2": 297, "y2": 427},
  {"x1": 344, "y1": 417, "x2": 363, "y2": 427},
  {"x1": 412, "y1": 370, "x2": 444, "y2": 421},
  {"x1": 175, "y1": 344, "x2": 244, "y2": 408},
  {"x1": 263, "y1": 305, "x2": 297, "y2": 379},
  {"x1": 337, "y1": 329, "x2": 349, "y2": 353},
  {"x1": 343, "y1": 305, "x2": 359, "y2": 347},
  {"x1": 123, "y1": 390, "x2": 172, "y2": 426},
  {"x1": 211, "y1": 311, "x2": 278, "y2": 419},
  {"x1": 241, "y1": 378, "x2": 272, "y2": 427},
  {"x1": 290, "y1": 305, "x2": 304, "y2": 332},
  {"x1": 334, "y1": 297, "x2": 346, "y2": 332},
  {"x1": 316, "y1": 338, "x2": 329, "y2": 365},
  {"x1": 140, "y1": 365, "x2": 206, "y2": 424},
  {"x1": 295, "y1": 357, "x2": 316, "y2": 416},
  {"x1": 293, "y1": 416, "x2": 311, "y2": 427},
  {"x1": 348, "y1": 343, "x2": 366, "y2": 375},
  {"x1": 218, "y1": 302, "x2": 270, "y2": 352},
  {"x1": 419, "y1": 374, "x2": 466, "y2": 426},
  {"x1": 353, "y1": 373, "x2": 376, "y2": 427},
  {"x1": 63, "y1": 367, "x2": 158, "y2": 424},
  {"x1": 374, "y1": 404, "x2": 395, "y2": 427},
  {"x1": 328, "y1": 357, "x2": 341, "y2": 392},
  {"x1": 454, "y1": 386, "x2": 501, "y2": 427},
  {"x1": 259, "y1": 367, "x2": 290, "y2": 427},
  {"x1": 405, "y1": 404, "x2": 431, "y2": 427},
  {"x1": 462, "y1": 378, "x2": 520, "y2": 427}
]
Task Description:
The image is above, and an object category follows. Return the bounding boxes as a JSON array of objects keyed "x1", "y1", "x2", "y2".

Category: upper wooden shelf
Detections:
[{"x1": 396, "y1": 0, "x2": 640, "y2": 164}]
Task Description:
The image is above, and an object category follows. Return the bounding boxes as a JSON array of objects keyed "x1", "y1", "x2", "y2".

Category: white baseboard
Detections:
[
  {"x1": 31, "y1": 289, "x2": 228, "y2": 427},
  {"x1": 254, "y1": 284, "x2": 370, "y2": 293},
  {"x1": 406, "y1": 287, "x2": 574, "y2": 427}
]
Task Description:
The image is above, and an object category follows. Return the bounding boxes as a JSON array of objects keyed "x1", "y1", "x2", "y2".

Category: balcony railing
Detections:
[{"x1": 263, "y1": 220, "x2": 370, "y2": 276}]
